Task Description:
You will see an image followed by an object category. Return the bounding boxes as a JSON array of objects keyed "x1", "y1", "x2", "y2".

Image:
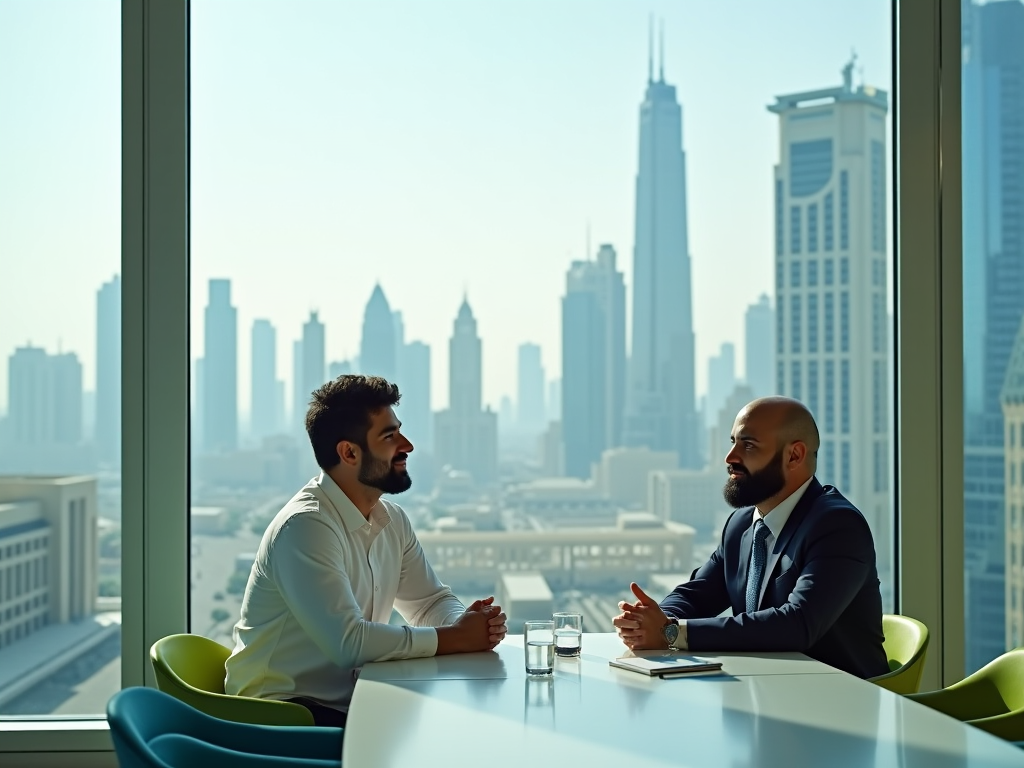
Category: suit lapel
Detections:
[{"x1": 772, "y1": 477, "x2": 824, "y2": 557}]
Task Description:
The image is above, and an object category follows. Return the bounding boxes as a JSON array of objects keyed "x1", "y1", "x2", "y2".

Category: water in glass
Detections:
[
  {"x1": 526, "y1": 639, "x2": 555, "y2": 675},
  {"x1": 554, "y1": 627, "x2": 581, "y2": 657}
]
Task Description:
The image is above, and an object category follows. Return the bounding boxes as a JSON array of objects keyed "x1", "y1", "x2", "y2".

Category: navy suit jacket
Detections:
[{"x1": 661, "y1": 478, "x2": 888, "y2": 679}]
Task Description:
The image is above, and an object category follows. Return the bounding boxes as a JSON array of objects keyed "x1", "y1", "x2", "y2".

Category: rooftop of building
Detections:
[{"x1": 768, "y1": 58, "x2": 889, "y2": 114}]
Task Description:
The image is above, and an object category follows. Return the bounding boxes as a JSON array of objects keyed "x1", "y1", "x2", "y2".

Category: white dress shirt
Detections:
[
  {"x1": 671, "y1": 477, "x2": 813, "y2": 650},
  {"x1": 224, "y1": 472, "x2": 465, "y2": 710}
]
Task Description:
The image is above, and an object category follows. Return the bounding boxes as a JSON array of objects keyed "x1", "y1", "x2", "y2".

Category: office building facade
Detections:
[{"x1": 768, "y1": 63, "x2": 891, "y2": 584}]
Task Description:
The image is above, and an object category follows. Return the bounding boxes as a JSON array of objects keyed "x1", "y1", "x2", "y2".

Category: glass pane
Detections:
[
  {"x1": 962, "y1": 0, "x2": 1024, "y2": 675},
  {"x1": 190, "y1": 0, "x2": 893, "y2": 654},
  {"x1": 0, "y1": 0, "x2": 121, "y2": 716}
]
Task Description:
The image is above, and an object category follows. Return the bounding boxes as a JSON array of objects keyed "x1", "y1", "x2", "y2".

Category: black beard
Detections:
[
  {"x1": 358, "y1": 453, "x2": 412, "y2": 495},
  {"x1": 723, "y1": 447, "x2": 786, "y2": 508}
]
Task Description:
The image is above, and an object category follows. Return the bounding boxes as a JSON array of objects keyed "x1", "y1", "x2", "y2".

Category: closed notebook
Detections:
[{"x1": 609, "y1": 653, "x2": 723, "y2": 677}]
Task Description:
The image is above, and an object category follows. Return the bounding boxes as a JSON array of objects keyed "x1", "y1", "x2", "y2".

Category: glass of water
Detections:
[
  {"x1": 553, "y1": 612, "x2": 583, "y2": 658},
  {"x1": 524, "y1": 620, "x2": 555, "y2": 675}
]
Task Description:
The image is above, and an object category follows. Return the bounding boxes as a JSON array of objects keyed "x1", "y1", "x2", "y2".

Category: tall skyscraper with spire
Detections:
[
  {"x1": 434, "y1": 298, "x2": 497, "y2": 485},
  {"x1": 623, "y1": 26, "x2": 699, "y2": 468},
  {"x1": 360, "y1": 284, "x2": 397, "y2": 382},
  {"x1": 202, "y1": 278, "x2": 238, "y2": 453}
]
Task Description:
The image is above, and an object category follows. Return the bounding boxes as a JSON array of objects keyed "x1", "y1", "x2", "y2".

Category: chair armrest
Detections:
[{"x1": 150, "y1": 733, "x2": 340, "y2": 768}]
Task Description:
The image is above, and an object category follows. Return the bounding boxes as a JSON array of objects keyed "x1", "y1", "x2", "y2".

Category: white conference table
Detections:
[{"x1": 345, "y1": 633, "x2": 1024, "y2": 767}]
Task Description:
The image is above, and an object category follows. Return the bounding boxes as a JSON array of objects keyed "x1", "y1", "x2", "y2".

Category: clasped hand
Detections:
[
  {"x1": 461, "y1": 596, "x2": 508, "y2": 649},
  {"x1": 612, "y1": 582, "x2": 669, "y2": 651}
]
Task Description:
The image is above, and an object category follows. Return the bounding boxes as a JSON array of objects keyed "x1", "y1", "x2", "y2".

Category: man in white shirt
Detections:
[
  {"x1": 612, "y1": 397, "x2": 887, "y2": 679},
  {"x1": 225, "y1": 375, "x2": 508, "y2": 725}
]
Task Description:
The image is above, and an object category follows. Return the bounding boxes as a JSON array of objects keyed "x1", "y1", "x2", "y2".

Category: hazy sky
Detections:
[{"x1": 1, "y1": 0, "x2": 891, "y2": 418}]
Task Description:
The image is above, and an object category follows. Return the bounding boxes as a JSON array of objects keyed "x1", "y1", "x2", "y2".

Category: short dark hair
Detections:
[{"x1": 305, "y1": 375, "x2": 401, "y2": 470}]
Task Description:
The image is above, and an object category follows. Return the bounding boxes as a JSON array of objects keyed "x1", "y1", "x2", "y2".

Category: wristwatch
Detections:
[{"x1": 662, "y1": 618, "x2": 679, "y2": 648}]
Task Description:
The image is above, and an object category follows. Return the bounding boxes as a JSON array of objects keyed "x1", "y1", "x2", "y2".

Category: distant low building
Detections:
[
  {"x1": 504, "y1": 478, "x2": 614, "y2": 525},
  {"x1": 496, "y1": 572, "x2": 554, "y2": 629},
  {"x1": 0, "y1": 475, "x2": 98, "y2": 650},
  {"x1": 190, "y1": 506, "x2": 229, "y2": 536},
  {"x1": 417, "y1": 516, "x2": 694, "y2": 595},
  {"x1": 593, "y1": 447, "x2": 678, "y2": 508},
  {"x1": 648, "y1": 468, "x2": 730, "y2": 540}
]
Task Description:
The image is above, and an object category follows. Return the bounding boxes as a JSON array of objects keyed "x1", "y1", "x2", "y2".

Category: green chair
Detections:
[
  {"x1": 908, "y1": 648, "x2": 1024, "y2": 740},
  {"x1": 868, "y1": 614, "x2": 930, "y2": 694},
  {"x1": 151, "y1": 634, "x2": 314, "y2": 726}
]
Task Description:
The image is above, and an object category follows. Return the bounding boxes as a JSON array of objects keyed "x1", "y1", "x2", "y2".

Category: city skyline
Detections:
[{"x1": 0, "y1": 1, "x2": 893, "y2": 415}]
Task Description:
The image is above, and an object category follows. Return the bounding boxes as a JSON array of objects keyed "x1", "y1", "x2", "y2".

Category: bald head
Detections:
[
  {"x1": 725, "y1": 398, "x2": 820, "y2": 510},
  {"x1": 741, "y1": 397, "x2": 820, "y2": 467}
]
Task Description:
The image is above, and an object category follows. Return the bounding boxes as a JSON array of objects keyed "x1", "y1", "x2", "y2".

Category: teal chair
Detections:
[
  {"x1": 151, "y1": 634, "x2": 314, "y2": 726},
  {"x1": 107, "y1": 686, "x2": 342, "y2": 768},
  {"x1": 908, "y1": 648, "x2": 1024, "y2": 740},
  {"x1": 868, "y1": 614, "x2": 930, "y2": 694}
]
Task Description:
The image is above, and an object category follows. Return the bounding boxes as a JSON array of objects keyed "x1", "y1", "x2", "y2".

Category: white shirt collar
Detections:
[
  {"x1": 316, "y1": 471, "x2": 391, "y2": 532},
  {"x1": 753, "y1": 477, "x2": 814, "y2": 541}
]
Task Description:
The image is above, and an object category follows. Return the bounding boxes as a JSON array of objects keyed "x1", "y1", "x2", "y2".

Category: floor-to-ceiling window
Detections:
[
  {"x1": 962, "y1": 0, "x2": 1024, "y2": 676},
  {"x1": 0, "y1": 0, "x2": 122, "y2": 717},
  {"x1": 188, "y1": 0, "x2": 897, "y2": 645}
]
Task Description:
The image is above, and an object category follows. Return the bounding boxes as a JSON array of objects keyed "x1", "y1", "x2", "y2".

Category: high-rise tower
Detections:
[
  {"x1": 963, "y1": 0, "x2": 1024, "y2": 674},
  {"x1": 360, "y1": 284, "x2": 397, "y2": 383},
  {"x1": 251, "y1": 319, "x2": 278, "y2": 440},
  {"x1": 301, "y1": 311, "x2": 326, "y2": 408},
  {"x1": 562, "y1": 245, "x2": 627, "y2": 478},
  {"x1": 202, "y1": 279, "x2": 237, "y2": 453},
  {"x1": 95, "y1": 275, "x2": 120, "y2": 465},
  {"x1": 517, "y1": 343, "x2": 546, "y2": 431},
  {"x1": 744, "y1": 294, "x2": 775, "y2": 401},
  {"x1": 768, "y1": 59, "x2": 891, "y2": 589},
  {"x1": 623, "y1": 29, "x2": 699, "y2": 468},
  {"x1": 434, "y1": 298, "x2": 497, "y2": 485}
]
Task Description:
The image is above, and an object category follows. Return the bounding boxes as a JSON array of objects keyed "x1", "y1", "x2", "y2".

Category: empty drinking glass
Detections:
[
  {"x1": 553, "y1": 612, "x2": 583, "y2": 658},
  {"x1": 524, "y1": 620, "x2": 555, "y2": 675}
]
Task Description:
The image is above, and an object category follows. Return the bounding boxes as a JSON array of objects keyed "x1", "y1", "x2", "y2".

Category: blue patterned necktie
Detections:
[{"x1": 745, "y1": 519, "x2": 770, "y2": 614}]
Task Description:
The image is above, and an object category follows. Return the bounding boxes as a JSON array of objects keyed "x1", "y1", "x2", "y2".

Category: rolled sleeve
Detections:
[{"x1": 393, "y1": 510, "x2": 466, "y2": 628}]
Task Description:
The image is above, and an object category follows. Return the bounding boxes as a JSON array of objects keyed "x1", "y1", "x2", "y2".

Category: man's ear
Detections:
[
  {"x1": 787, "y1": 441, "x2": 807, "y2": 468},
  {"x1": 337, "y1": 440, "x2": 360, "y2": 468}
]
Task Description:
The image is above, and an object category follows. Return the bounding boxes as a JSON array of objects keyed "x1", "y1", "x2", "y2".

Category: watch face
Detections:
[{"x1": 663, "y1": 621, "x2": 679, "y2": 645}]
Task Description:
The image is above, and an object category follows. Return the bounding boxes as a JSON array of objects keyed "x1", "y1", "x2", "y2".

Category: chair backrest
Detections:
[
  {"x1": 151, "y1": 633, "x2": 314, "y2": 726},
  {"x1": 108, "y1": 686, "x2": 341, "y2": 767},
  {"x1": 107, "y1": 687, "x2": 200, "y2": 768},
  {"x1": 869, "y1": 614, "x2": 930, "y2": 694},
  {"x1": 152, "y1": 633, "x2": 231, "y2": 695},
  {"x1": 980, "y1": 648, "x2": 1024, "y2": 713}
]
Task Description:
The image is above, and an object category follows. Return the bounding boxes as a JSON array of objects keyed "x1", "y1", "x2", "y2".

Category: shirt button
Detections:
[{"x1": 374, "y1": 586, "x2": 379, "y2": 592}]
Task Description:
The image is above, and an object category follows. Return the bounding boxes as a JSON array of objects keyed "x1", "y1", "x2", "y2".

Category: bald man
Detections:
[{"x1": 613, "y1": 397, "x2": 888, "y2": 679}]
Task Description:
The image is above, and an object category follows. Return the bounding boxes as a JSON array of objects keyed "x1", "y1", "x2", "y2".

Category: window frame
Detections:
[{"x1": 0, "y1": 0, "x2": 969, "y2": 759}]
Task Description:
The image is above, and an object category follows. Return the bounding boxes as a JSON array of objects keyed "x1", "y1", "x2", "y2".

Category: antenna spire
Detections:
[
  {"x1": 659, "y1": 18, "x2": 665, "y2": 82},
  {"x1": 647, "y1": 15, "x2": 654, "y2": 83}
]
